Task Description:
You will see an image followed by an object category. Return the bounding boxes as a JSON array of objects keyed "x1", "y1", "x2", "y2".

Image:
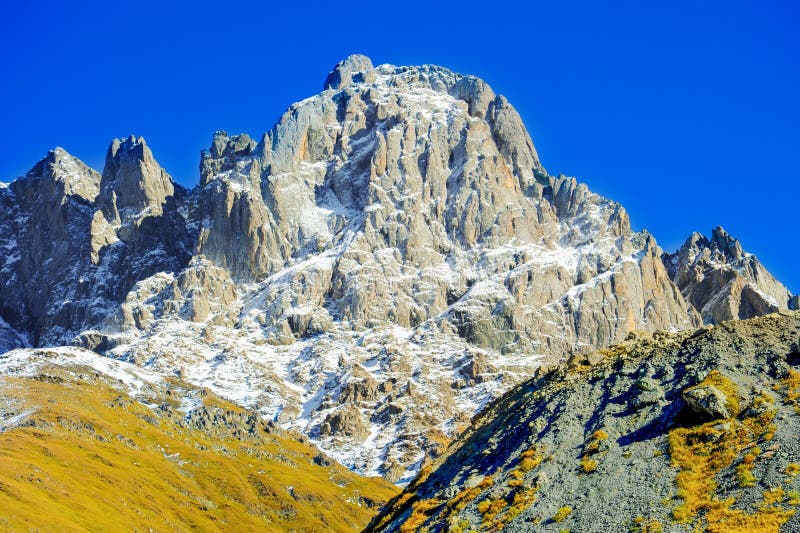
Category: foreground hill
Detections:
[
  {"x1": 0, "y1": 348, "x2": 396, "y2": 531},
  {"x1": 368, "y1": 311, "x2": 800, "y2": 532}
]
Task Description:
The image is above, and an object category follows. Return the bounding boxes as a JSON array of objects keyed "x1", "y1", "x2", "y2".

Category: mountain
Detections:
[
  {"x1": 0, "y1": 346, "x2": 396, "y2": 531},
  {"x1": 366, "y1": 310, "x2": 800, "y2": 532},
  {"x1": 663, "y1": 226, "x2": 794, "y2": 323},
  {"x1": 0, "y1": 55, "x2": 792, "y2": 481}
]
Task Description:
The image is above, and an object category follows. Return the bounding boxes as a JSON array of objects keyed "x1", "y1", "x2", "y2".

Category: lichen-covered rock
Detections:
[{"x1": 682, "y1": 383, "x2": 731, "y2": 420}]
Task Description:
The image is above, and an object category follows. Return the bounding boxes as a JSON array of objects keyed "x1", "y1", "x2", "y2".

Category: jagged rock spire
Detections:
[
  {"x1": 98, "y1": 135, "x2": 175, "y2": 225},
  {"x1": 663, "y1": 227, "x2": 793, "y2": 322}
]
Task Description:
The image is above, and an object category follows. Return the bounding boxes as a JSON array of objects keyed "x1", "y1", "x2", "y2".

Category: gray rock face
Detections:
[
  {"x1": 0, "y1": 141, "x2": 192, "y2": 346},
  {"x1": 682, "y1": 383, "x2": 731, "y2": 420},
  {"x1": 2, "y1": 56, "x2": 787, "y2": 481},
  {"x1": 368, "y1": 311, "x2": 800, "y2": 532},
  {"x1": 663, "y1": 226, "x2": 793, "y2": 323},
  {"x1": 0, "y1": 316, "x2": 26, "y2": 352}
]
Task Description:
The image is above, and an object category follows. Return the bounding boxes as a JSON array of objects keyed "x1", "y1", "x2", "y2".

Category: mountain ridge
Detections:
[
  {"x1": 0, "y1": 54, "x2": 793, "y2": 481},
  {"x1": 366, "y1": 310, "x2": 800, "y2": 532}
]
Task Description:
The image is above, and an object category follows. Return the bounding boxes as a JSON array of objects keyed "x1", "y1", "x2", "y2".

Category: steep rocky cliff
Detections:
[
  {"x1": 368, "y1": 311, "x2": 800, "y2": 532},
  {"x1": 663, "y1": 227, "x2": 793, "y2": 323},
  {"x1": 0, "y1": 55, "x2": 792, "y2": 480}
]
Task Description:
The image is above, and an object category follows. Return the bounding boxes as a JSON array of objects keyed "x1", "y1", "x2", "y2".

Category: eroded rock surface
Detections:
[
  {"x1": 0, "y1": 56, "x2": 791, "y2": 480},
  {"x1": 663, "y1": 226, "x2": 793, "y2": 323}
]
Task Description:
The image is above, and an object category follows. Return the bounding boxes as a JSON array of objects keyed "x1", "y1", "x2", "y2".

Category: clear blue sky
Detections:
[{"x1": 1, "y1": 1, "x2": 797, "y2": 292}]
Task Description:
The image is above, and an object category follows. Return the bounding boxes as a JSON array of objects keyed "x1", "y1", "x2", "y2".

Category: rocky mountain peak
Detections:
[
  {"x1": 663, "y1": 227, "x2": 793, "y2": 323},
  {"x1": 709, "y1": 225, "x2": 745, "y2": 260},
  {"x1": 200, "y1": 130, "x2": 257, "y2": 187},
  {"x1": 12, "y1": 147, "x2": 101, "y2": 203},
  {"x1": 324, "y1": 53, "x2": 376, "y2": 90},
  {"x1": 98, "y1": 135, "x2": 175, "y2": 225},
  {"x1": 0, "y1": 56, "x2": 792, "y2": 482}
]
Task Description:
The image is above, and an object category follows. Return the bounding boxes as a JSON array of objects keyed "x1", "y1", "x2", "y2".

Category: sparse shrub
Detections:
[
  {"x1": 400, "y1": 498, "x2": 442, "y2": 533},
  {"x1": 581, "y1": 455, "x2": 598, "y2": 474},
  {"x1": 553, "y1": 506, "x2": 572, "y2": 523},
  {"x1": 763, "y1": 487, "x2": 785, "y2": 506},
  {"x1": 668, "y1": 384, "x2": 794, "y2": 530},
  {"x1": 630, "y1": 516, "x2": 664, "y2": 533},
  {"x1": 786, "y1": 463, "x2": 800, "y2": 476},
  {"x1": 519, "y1": 446, "x2": 545, "y2": 472},
  {"x1": 736, "y1": 464, "x2": 757, "y2": 487}
]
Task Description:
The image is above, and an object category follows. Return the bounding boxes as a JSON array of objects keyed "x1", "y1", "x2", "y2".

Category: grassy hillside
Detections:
[
  {"x1": 367, "y1": 311, "x2": 800, "y2": 532},
  {"x1": 0, "y1": 364, "x2": 397, "y2": 532}
]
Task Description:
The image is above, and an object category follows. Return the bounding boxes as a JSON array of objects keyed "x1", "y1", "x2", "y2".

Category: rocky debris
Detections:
[
  {"x1": 630, "y1": 377, "x2": 664, "y2": 410},
  {"x1": 663, "y1": 226, "x2": 793, "y2": 323},
  {"x1": 367, "y1": 311, "x2": 800, "y2": 532}
]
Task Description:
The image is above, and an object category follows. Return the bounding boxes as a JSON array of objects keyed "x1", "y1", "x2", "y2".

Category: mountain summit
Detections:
[
  {"x1": 0, "y1": 56, "x2": 793, "y2": 480},
  {"x1": 663, "y1": 226, "x2": 793, "y2": 323}
]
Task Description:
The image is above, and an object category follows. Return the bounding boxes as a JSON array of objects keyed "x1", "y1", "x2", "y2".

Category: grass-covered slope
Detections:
[
  {"x1": 0, "y1": 361, "x2": 397, "y2": 532},
  {"x1": 367, "y1": 311, "x2": 800, "y2": 532}
]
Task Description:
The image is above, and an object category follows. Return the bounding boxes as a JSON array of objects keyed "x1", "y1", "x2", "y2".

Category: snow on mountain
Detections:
[{"x1": 0, "y1": 55, "x2": 789, "y2": 481}]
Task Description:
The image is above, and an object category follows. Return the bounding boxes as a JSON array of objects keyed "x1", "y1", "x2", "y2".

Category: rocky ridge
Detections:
[
  {"x1": 663, "y1": 226, "x2": 794, "y2": 324},
  {"x1": 368, "y1": 311, "x2": 800, "y2": 532},
  {"x1": 0, "y1": 55, "x2": 793, "y2": 481}
]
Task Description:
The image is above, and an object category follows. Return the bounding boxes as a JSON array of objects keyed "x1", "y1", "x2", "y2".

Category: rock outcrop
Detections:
[
  {"x1": 368, "y1": 311, "x2": 800, "y2": 532},
  {"x1": 663, "y1": 227, "x2": 793, "y2": 323}
]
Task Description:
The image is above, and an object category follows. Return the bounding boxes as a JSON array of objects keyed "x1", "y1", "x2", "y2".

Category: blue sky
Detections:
[{"x1": 1, "y1": 1, "x2": 797, "y2": 291}]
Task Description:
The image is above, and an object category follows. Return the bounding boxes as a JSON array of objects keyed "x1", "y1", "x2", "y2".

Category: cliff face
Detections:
[
  {"x1": 368, "y1": 311, "x2": 800, "y2": 532},
  {"x1": 0, "y1": 140, "x2": 193, "y2": 346},
  {"x1": 663, "y1": 226, "x2": 793, "y2": 323},
  {"x1": 0, "y1": 55, "x2": 790, "y2": 480}
]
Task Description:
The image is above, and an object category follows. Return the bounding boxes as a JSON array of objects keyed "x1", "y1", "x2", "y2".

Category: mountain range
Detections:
[{"x1": 0, "y1": 55, "x2": 795, "y2": 486}]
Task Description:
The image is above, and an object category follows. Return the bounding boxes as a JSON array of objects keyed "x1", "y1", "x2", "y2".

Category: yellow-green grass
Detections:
[
  {"x1": 0, "y1": 372, "x2": 397, "y2": 532},
  {"x1": 668, "y1": 372, "x2": 794, "y2": 532}
]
